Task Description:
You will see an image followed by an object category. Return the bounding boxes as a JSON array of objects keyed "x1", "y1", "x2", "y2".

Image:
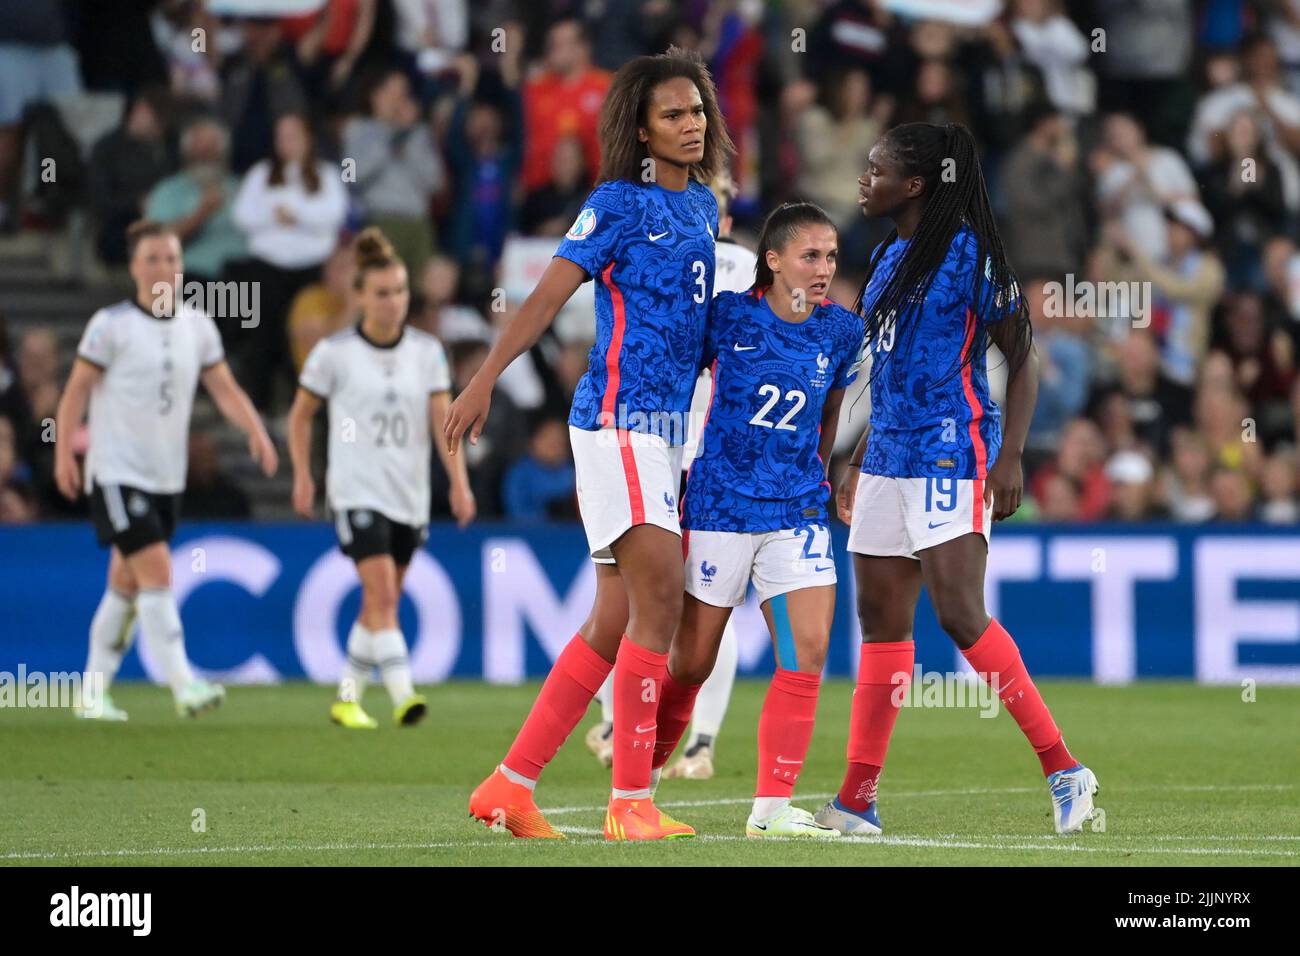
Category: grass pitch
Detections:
[{"x1": 1, "y1": 681, "x2": 1297, "y2": 866}]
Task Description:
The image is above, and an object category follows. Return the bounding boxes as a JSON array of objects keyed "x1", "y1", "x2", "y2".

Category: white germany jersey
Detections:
[
  {"x1": 77, "y1": 299, "x2": 224, "y2": 495},
  {"x1": 683, "y1": 239, "x2": 759, "y2": 468},
  {"x1": 299, "y1": 324, "x2": 451, "y2": 527}
]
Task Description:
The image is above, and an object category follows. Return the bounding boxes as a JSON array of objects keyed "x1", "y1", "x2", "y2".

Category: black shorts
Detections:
[
  {"x1": 90, "y1": 482, "x2": 180, "y2": 556},
  {"x1": 333, "y1": 508, "x2": 428, "y2": 566}
]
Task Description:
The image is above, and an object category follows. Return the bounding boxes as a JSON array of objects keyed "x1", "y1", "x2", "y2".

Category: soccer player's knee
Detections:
[{"x1": 932, "y1": 599, "x2": 984, "y2": 648}]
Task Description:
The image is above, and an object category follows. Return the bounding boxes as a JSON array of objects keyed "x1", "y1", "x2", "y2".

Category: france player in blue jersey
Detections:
[
  {"x1": 447, "y1": 47, "x2": 736, "y2": 841},
  {"x1": 815, "y1": 122, "x2": 1098, "y2": 839},
  {"x1": 650, "y1": 202, "x2": 865, "y2": 839}
]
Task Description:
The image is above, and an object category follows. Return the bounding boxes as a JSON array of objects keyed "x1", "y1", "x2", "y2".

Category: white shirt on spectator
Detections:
[
  {"x1": 1011, "y1": 14, "x2": 1096, "y2": 115},
  {"x1": 233, "y1": 159, "x2": 348, "y2": 269},
  {"x1": 1187, "y1": 82, "x2": 1300, "y2": 209},
  {"x1": 1097, "y1": 148, "x2": 1198, "y2": 259}
]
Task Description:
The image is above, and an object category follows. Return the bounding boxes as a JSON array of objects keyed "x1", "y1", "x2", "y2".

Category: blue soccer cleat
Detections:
[
  {"x1": 1048, "y1": 764, "x2": 1099, "y2": 833},
  {"x1": 814, "y1": 796, "x2": 883, "y2": 836}
]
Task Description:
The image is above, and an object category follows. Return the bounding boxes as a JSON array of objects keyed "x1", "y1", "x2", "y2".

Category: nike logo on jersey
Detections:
[
  {"x1": 928, "y1": 520, "x2": 951, "y2": 529},
  {"x1": 648, "y1": 231, "x2": 669, "y2": 241},
  {"x1": 733, "y1": 344, "x2": 757, "y2": 351},
  {"x1": 775, "y1": 755, "x2": 802, "y2": 764},
  {"x1": 813, "y1": 564, "x2": 833, "y2": 572},
  {"x1": 634, "y1": 722, "x2": 656, "y2": 734}
]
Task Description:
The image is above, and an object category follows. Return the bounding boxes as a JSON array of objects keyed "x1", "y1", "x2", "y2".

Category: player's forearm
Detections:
[
  {"x1": 847, "y1": 425, "x2": 869, "y2": 468},
  {"x1": 54, "y1": 385, "x2": 89, "y2": 459},
  {"x1": 999, "y1": 345, "x2": 1040, "y2": 459},
  {"x1": 286, "y1": 403, "x2": 314, "y2": 478},
  {"x1": 430, "y1": 394, "x2": 471, "y2": 489}
]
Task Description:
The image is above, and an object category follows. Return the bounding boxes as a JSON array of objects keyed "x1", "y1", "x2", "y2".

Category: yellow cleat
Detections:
[
  {"x1": 330, "y1": 700, "x2": 378, "y2": 729},
  {"x1": 394, "y1": 694, "x2": 428, "y2": 726}
]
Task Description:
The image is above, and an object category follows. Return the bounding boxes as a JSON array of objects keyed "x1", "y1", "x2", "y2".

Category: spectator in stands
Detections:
[
  {"x1": 1201, "y1": 109, "x2": 1289, "y2": 289},
  {"x1": 1098, "y1": 199, "x2": 1226, "y2": 389},
  {"x1": 804, "y1": 0, "x2": 905, "y2": 92},
  {"x1": 1026, "y1": 278, "x2": 1091, "y2": 457},
  {"x1": 520, "y1": 135, "x2": 589, "y2": 238},
  {"x1": 1105, "y1": 449, "x2": 1160, "y2": 520},
  {"x1": 1095, "y1": 112, "x2": 1200, "y2": 261},
  {"x1": 521, "y1": 19, "x2": 610, "y2": 193},
  {"x1": 219, "y1": 18, "x2": 308, "y2": 174},
  {"x1": 1258, "y1": 448, "x2": 1299, "y2": 523},
  {"x1": 390, "y1": 0, "x2": 469, "y2": 104},
  {"x1": 410, "y1": 254, "x2": 490, "y2": 343},
  {"x1": 232, "y1": 111, "x2": 348, "y2": 410},
  {"x1": 1036, "y1": 471, "x2": 1082, "y2": 522},
  {"x1": 0, "y1": 0, "x2": 83, "y2": 232},
  {"x1": 1195, "y1": 373, "x2": 1262, "y2": 475},
  {"x1": 151, "y1": 0, "x2": 223, "y2": 106},
  {"x1": 1161, "y1": 426, "x2": 1217, "y2": 522},
  {"x1": 145, "y1": 117, "x2": 247, "y2": 286},
  {"x1": 1188, "y1": 34, "x2": 1300, "y2": 213},
  {"x1": 1092, "y1": 0, "x2": 1195, "y2": 149},
  {"x1": 502, "y1": 415, "x2": 577, "y2": 521},
  {"x1": 282, "y1": 0, "x2": 378, "y2": 112},
  {"x1": 1262, "y1": 234, "x2": 1300, "y2": 326},
  {"x1": 1008, "y1": 0, "x2": 1094, "y2": 118},
  {"x1": 88, "y1": 89, "x2": 176, "y2": 265},
  {"x1": 445, "y1": 54, "x2": 522, "y2": 294},
  {"x1": 1210, "y1": 466, "x2": 1255, "y2": 520},
  {"x1": 182, "y1": 430, "x2": 252, "y2": 519},
  {"x1": 1090, "y1": 328, "x2": 1191, "y2": 458},
  {"x1": 343, "y1": 68, "x2": 445, "y2": 276},
  {"x1": 287, "y1": 243, "x2": 356, "y2": 374},
  {"x1": 1219, "y1": 291, "x2": 1297, "y2": 426},
  {"x1": 1030, "y1": 418, "x2": 1111, "y2": 521},
  {"x1": 1001, "y1": 104, "x2": 1086, "y2": 281},
  {"x1": 795, "y1": 68, "x2": 886, "y2": 235},
  {"x1": 895, "y1": 58, "x2": 972, "y2": 129}
]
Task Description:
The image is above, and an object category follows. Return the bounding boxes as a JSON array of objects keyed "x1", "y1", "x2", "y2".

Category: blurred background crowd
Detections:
[{"x1": 1, "y1": 0, "x2": 1299, "y2": 527}]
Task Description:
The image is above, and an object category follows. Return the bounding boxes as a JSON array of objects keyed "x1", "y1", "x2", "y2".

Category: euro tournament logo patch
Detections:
[{"x1": 566, "y1": 207, "x2": 597, "y2": 241}]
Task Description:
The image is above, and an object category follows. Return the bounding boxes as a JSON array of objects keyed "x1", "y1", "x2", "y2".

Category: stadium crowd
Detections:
[{"x1": 1, "y1": 0, "x2": 1299, "y2": 526}]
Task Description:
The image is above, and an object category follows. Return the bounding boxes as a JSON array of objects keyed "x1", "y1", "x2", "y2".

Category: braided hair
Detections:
[{"x1": 853, "y1": 122, "x2": 1032, "y2": 385}]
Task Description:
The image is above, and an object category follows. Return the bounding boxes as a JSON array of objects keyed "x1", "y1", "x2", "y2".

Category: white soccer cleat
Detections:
[
  {"x1": 1048, "y1": 764, "x2": 1099, "y2": 833},
  {"x1": 664, "y1": 741, "x2": 714, "y2": 780},
  {"x1": 74, "y1": 692, "x2": 128, "y2": 721},
  {"x1": 747, "y1": 804, "x2": 841, "y2": 839},
  {"x1": 814, "y1": 797, "x2": 883, "y2": 836},
  {"x1": 584, "y1": 720, "x2": 613, "y2": 768},
  {"x1": 176, "y1": 679, "x2": 225, "y2": 718}
]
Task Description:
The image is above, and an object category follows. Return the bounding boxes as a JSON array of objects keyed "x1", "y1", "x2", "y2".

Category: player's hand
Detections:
[
  {"x1": 836, "y1": 468, "x2": 858, "y2": 524},
  {"x1": 984, "y1": 453, "x2": 1023, "y2": 522},
  {"x1": 292, "y1": 473, "x2": 315, "y2": 518},
  {"x1": 54, "y1": 452, "x2": 81, "y2": 502},
  {"x1": 444, "y1": 378, "x2": 491, "y2": 456},
  {"x1": 450, "y1": 483, "x2": 477, "y2": 529},
  {"x1": 250, "y1": 431, "x2": 279, "y2": 477}
]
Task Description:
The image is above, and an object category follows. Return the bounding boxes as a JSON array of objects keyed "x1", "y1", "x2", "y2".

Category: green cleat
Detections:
[
  {"x1": 330, "y1": 699, "x2": 378, "y2": 729},
  {"x1": 74, "y1": 692, "x2": 128, "y2": 721},
  {"x1": 394, "y1": 694, "x2": 427, "y2": 726},
  {"x1": 175, "y1": 679, "x2": 225, "y2": 718}
]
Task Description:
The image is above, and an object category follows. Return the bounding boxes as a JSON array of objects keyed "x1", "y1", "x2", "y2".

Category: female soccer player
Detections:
[
  {"x1": 288, "y1": 228, "x2": 475, "y2": 729},
  {"x1": 651, "y1": 202, "x2": 863, "y2": 838},
  {"x1": 447, "y1": 47, "x2": 734, "y2": 841},
  {"x1": 815, "y1": 122, "x2": 1098, "y2": 837},
  {"x1": 55, "y1": 220, "x2": 278, "y2": 720}
]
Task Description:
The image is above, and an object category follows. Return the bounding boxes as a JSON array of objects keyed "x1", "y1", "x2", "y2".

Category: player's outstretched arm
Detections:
[
  {"x1": 53, "y1": 358, "x2": 101, "y2": 501},
  {"x1": 429, "y1": 390, "x2": 476, "y2": 528},
  {"x1": 444, "y1": 256, "x2": 586, "y2": 455},
  {"x1": 200, "y1": 361, "x2": 278, "y2": 478},
  {"x1": 984, "y1": 322, "x2": 1040, "y2": 521},
  {"x1": 286, "y1": 387, "x2": 320, "y2": 518}
]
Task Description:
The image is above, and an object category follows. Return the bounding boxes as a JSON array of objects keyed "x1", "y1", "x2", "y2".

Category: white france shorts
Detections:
[
  {"x1": 570, "y1": 426, "x2": 685, "y2": 564},
  {"x1": 684, "y1": 524, "x2": 836, "y2": 608},
  {"x1": 847, "y1": 473, "x2": 994, "y2": 559}
]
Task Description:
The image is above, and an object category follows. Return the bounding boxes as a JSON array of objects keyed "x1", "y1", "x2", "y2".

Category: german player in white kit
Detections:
[
  {"x1": 54, "y1": 220, "x2": 278, "y2": 720},
  {"x1": 288, "y1": 228, "x2": 475, "y2": 730}
]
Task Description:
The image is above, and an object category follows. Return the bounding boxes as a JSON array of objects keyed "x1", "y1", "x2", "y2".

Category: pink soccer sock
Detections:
[
  {"x1": 756, "y1": 668, "x2": 822, "y2": 797},
  {"x1": 839, "y1": 640, "x2": 914, "y2": 812}
]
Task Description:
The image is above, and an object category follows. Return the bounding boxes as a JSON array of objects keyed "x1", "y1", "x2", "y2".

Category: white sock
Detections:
[
  {"x1": 596, "y1": 672, "x2": 614, "y2": 724},
  {"x1": 371, "y1": 627, "x2": 414, "y2": 705},
  {"x1": 136, "y1": 587, "x2": 195, "y2": 694},
  {"x1": 499, "y1": 763, "x2": 537, "y2": 791},
  {"x1": 650, "y1": 767, "x2": 662, "y2": 794},
  {"x1": 339, "y1": 622, "x2": 374, "y2": 703},
  {"x1": 687, "y1": 618, "x2": 738, "y2": 746},
  {"x1": 752, "y1": 796, "x2": 789, "y2": 822},
  {"x1": 612, "y1": 787, "x2": 652, "y2": 800},
  {"x1": 85, "y1": 588, "x2": 135, "y2": 695}
]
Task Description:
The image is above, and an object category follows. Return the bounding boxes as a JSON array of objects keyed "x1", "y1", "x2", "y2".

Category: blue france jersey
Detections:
[
  {"x1": 683, "y1": 290, "x2": 864, "y2": 532},
  {"x1": 861, "y1": 224, "x2": 1015, "y2": 479},
  {"x1": 555, "y1": 179, "x2": 718, "y2": 444}
]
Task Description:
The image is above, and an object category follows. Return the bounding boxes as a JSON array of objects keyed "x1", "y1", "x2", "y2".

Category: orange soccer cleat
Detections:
[
  {"x1": 604, "y1": 797, "x2": 696, "y2": 841},
  {"x1": 468, "y1": 768, "x2": 565, "y2": 839}
]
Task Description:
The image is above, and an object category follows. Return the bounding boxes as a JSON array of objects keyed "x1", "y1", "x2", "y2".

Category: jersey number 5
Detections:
[{"x1": 750, "y1": 384, "x2": 805, "y2": 431}]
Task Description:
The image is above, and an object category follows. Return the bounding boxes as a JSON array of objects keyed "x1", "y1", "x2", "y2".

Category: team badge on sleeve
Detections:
[{"x1": 566, "y1": 208, "x2": 597, "y2": 241}]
